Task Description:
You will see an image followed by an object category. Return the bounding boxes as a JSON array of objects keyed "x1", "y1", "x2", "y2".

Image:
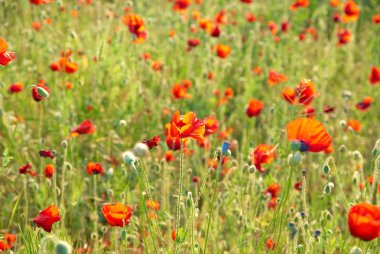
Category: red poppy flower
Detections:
[
  {"x1": 281, "y1": 87, "x2": 296, "y2": 104},
  {"x1": 165, "y1": 111, "x2": 205, "y2": 141},
  {"x1": 268, "y1": 197, "x2": 277, "y2": 209},
  {"x1": 187, "y1": 38, "x2": 201, "y2": 51},
  {"x1": 369, "y1": 66, "x2": 380, "y2": 85},
  {"x1": 166, "y1": 135, "x2": 185, "y2": 151},
  {"x1": 8, "y1": 83, "x2": 23, "y2": 93},
  {"x1": 240, "y1": 0, "x2": 252, "y2": 3},
  {"x1": 70, "y1": 119, "x2": 96, "y2": 137},
  {"x1": 295, "y1": 79, "x2": 317, "y2": 105},
  {"x1": 143, "y1": 135, "x2": 161, "y2": 150},
  {"x1": 165, "y1": 151, "x2": 175, "y2": 162},
  {"x1": 216, "y1": 44, "x2": 231, "y2": 59},
  {"x1": 330, "y1": 0, "x2": 340, "y2": 7},
  {"x1": 32, "y1": 81, "x2": 50, "y2": 102},
  {"x1": 0, "y1": 240, "x2": 10, "y2": 251},
  {"x1": 290, "y1": 0, "x2": 309, "y2": 10},
  {"x1": 172, "y1": 84, "x2": 191, "y2": 99},
  {"x1": 337, "y1": 29, "x2": 351, "y2": 46},
  {"x1": 19, "y1": 163, "x2": 32, "y2": 174},
  {"x1": 122, "y1": 14, "x2": 147, "y2": 44},
  {"x1": 265, "y1": 183, "x2": 281, "y2": 198},
  {"x1": 86, "y1": 162, "x2": 103, "y2": 175},
  {"x1": 173, "y1": 0, "x2": 191, "y2": 12},
  {"x1": 4, "y1": 233, "x2": 16, "y2": 246},
  {"x1": 268, "y1": 70, "x2": 287, "y2": 86},
  {"x1": 342, "y1": 0, "x2": 360, "y2": 23},
  {"x1": 246, "y1": 99, "x2": 264, "y2": 117},
  {"x1": 246, "y1": 12, "x2": 256, "y2": 22},
  {"x1": 323, "y1": 105, "x2": 335, "y2": 114},
  {"x1": 44, "y1": 164, "x2": 55, "y2": 178},
  {"x1": 101, "y1": 203, "x2": 133, "y2": 227},
  {"x1": 266, "y1": 239, "x2": 276, "y2": 250},
  {"x1": 347, "y1": 119, "x2": 361, "y2": 132},
  {"x1": 30, "y1": 0, "x2": 50, "y2": 4},
  {"x1": 348, "y1": 203, "x2": 380, "y2": 241},
  {"x1": 0, "y1": 38, "x2": 16, "y2": 66},
  {"x1": 267, "y1": 21, "x2": 277, "y2": 35},
  {"x1": 210, "y1": 25, "x2": 221, "y2": 37},
  {"x1": 281, "y1": 21, "x2": 290, "y2": 33},
  {"x1": 373, "y1": 14, "x2": 380, "y2": 24},
  {"x1": 250, "y1": 144, "x2": 276, "y2": 173},
  {"x1": 294, "y1": 182, "x2": 302, "y2": 191},
  {"x1": 51, "y1": 50, "x2": 78, "y2": 74},
  {"x1": 203, "y1": 116, "x2": 219, "y2": 136},
  {"x1": 301, "y1": 106, "x2": 316, "y2": 118},
  {"x1": 286, "y1": 118, "x2": 332, "y2": 152},
  {"x1": 39, "y1": 150, "x2": 55, "y2": 159},
  {"x1": 33, "y1": 205, "x2": 61, "y2": 233},
  {"x1": 356, "y1": 96, "x2": 374, "y2": 111}
]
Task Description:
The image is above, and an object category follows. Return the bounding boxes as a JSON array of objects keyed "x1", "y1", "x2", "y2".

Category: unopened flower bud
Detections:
[
  {"x1": 122, "y1": 151, "x2": 136, "y2": 165},
  {"x1": 55, "y1": 240, "x2": 73, "y2": 254},
  {"x1": 133, "y1": 143, "x2": 149, "y2": 157}
]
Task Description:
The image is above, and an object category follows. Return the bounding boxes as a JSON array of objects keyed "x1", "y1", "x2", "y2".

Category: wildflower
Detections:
[
  {"x1": 286, "y1": 118, "x2": 332, "y2": 152},
  {"x1": 290, "y1": 0, "x2": 309, "y2": 10},
  {"x1": 86, "y1": 162, "x2": 103, "y2": 175},
  {"x1": 348, "y1": 203, "x2": 380, "y2": 241},
  {"x1": 250, "y1": 144, "x2": 276, "y2": 173},
  {"x1": 216, "y1": 44, "x2": 231, "y2": 59},
  {"x1": 356, "y1": 96, "x2": 374, "y2": 111},
  {"x1": 267, "y1": 70, "x2": 287, "y2": 86},
  {"x1": 246, "y1": 99, "x2": 264, "y2": 117},
  {"x1": 122, "y1": 14, "x2": 147, "y2": 44},
  {"x1": 342, "y1": 0, "x2": 360, "y2": 23},
  {"x1": 70, "y1": 120, "x2": 96, "y2": 137},
  {"x1": 33, "y1": 205, "x2": 61, "y2": 232},
  {"x1": 44, "y1": 164, "x2": 55, "y2": 178},
  {"x1": 101, "y1": 203, "x2": 133, "y2": 227},
  {"x1": 0, "y1": 38, "x2": 16, "y2": 66},
  {"x1": 165, "y1": 111, "x2": 205, "y2": 141}
]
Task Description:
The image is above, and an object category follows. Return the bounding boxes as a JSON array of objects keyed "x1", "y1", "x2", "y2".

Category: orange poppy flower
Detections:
[
  {"x1": 0, "y1": 38, "x2": 15, "y2": 66},
  {"x1": 4, "y1": 233, "x2": 16, "y2": 247},
  {"x1": 199, "y1": 18, "x2": 213, "y2": 33},
  {"x1": 348, "y1": 203, "x2": 380, "y2": 241},
  {"x1": 342, "y1": 0, "x2": 360, "y2": 23},
  {"x1": 267, "y1": 70, "x2": 287, "y2": 86},
  {"x1": 122, "y1": 14, "x2": 147, "y2": 44},
  {"x1": 337, "y1": 29, "x2": 351, "y2": 46},
  {"x1": 216, "y1": 44, "x2": 231, "y2": 59},
  {"x1": 70, "y1": 119, "x2": 96, "y2": 137},
  {"x1": 32, "y1": 21, "x2": 42, "y2": 31},
  {"x1": 86, "y1": 162, "x2": 103, "y2": 175},
  {"x1": 203, "y1": 116, "x2": 219, "y2": 136},
  {"x1": 8, "y1": 83, "x2": 23, "y2": 93},
  {"x1": 347, "y1": 119, "x2": 361, "y2": 132},
  {"x1": 166, "y1": 135, "x2": 187, "y2": 151},
  {"x1": 373, "y1": 14, "x2": 380, "y2": 24},
  {"x1": 267, "y1": 21, "x2": 277, "y2": 35},
  {"x1": 146, "y1": 200, "x2": 160, "y2": 211},
  {"x1": 151, "y1": 60, "x2": 163, "y2": 71},
  {"x1": 101, "y1": 203, "x2": 133, "y2": 227},
  {"x1": 214, "y1": 10, "x2": 227, "y2": 25},
  {"x1": 369, "y1": 66, "x2": 380, "y2": 85},
  {"x1": 246, "y1": 99, "x2": 264, "y2": 117},
  {"x1": 252, "y1": 66, "x2": 262, "y2": 75},
  {"x1": 51, "y1": 50, "x2": 78, "y2": 74},
  {"x1": 44, "y1": 164, "x2": 55, "y2": 178},
  {"x1": 33, "y1": 205, "x2": 61, "y2": 232},
  {"x1": 165, "y1": 111, "x2": 205, "y2": 141},
  {"x1": 173, "y1": 0, "x2": 191, "y2": 13},
  {"x1": 356, "y1": 96, "x2": 374, "y2": 111},
  {"x1": 286, "y1": 118, "x2": 332, "y2": 152},
  {"x1": 172, "y1": 84, "x2": 191, "y2": 99},
  {"x1": 265, "y1": 183, "x2": 280, "y2": 198},
  {"x1": 282, "y1": 87, "x2": 297, "y2": 104},
  {"x1": 290, "y1": 0, "x2": 309, "y2": 10},
  {"x1": 250, "y1": 144, "x2": 276, "y2": 173},
  {"x1": 330, "y1": 0, "x2": 340, "y2": 7}
]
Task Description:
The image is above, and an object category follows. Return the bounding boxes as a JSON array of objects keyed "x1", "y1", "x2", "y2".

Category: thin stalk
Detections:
[
  {"x1": 175, "y1": 139, "x2": 185, "y2": 253},
  {"x1": 327, "y1": 157, "x2": 349, "y2": 211},
  {"x1": 203, "y1": 155, "x2": 223, "y2": 253}
]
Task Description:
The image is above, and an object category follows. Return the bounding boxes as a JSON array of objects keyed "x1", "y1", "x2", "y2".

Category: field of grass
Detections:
[{"x1": 0, "y1": 0, "x2": 379, "y2": 253}]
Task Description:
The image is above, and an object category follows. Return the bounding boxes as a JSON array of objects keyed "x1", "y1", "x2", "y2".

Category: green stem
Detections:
[
  {"x1": 175, "y1": 139, "x2": 185, "y2": 253},
  {"x1": 203, "y1": 155, "x2": 223, "y2": 253}
]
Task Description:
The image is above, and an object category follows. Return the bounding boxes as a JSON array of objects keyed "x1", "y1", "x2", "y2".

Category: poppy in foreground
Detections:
[
  {"x1": 348, "y1": 203, "x2": 380, "y2": 241},
  {"x1": 70, "y1": 119, "x2": 96, "y2": 137},
  {"x1": 33, "y1": 205, "x2": 61, "y2": 232},
  {"x1": 101, "y1": 203, "x2": 133, "y2": 227},
  {"x1": 0, "y1": 38, "x2": 16, "y2": 66},
  {"x1": 286, "y1": 118, "x2": 332, "y2": 152},
  {"x1": 250, "y1": 144, "x2": 276, "y2": 173},
  {"x1": 165, "y1": 111, "x2": 205, "y2": 142}
]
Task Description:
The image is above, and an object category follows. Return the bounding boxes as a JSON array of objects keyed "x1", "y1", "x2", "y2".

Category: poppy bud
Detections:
[
  {"x1": 353, "y1": 151, "x2": 361, "y2": 160},
  {"x1": 119, "y1": 119, "x2": 127, "y2": 127},
  {"x1": 248, "y1": 165, "x2": 256, "y2": 173},
  {"x1": 349, "y1": 246, "x2": 362, "y2": 254},
  {"x1": 322, "y1": 164, "x2": 330, "y2": 174},
  {"x1": 339, "y1": 120, "x2": 347, "y2": 128},
  {"x1": 37, "y1": 86, "x2": 50, "y2": 99},
  {"x1": 339, "y1": 145, "x2": 347, "y2": 153},
  {"x1": 107, "y1": 168, "x2": 114, "y2": 176},
  {"x1": 55, "y1": 240, "x2": 73, "y2": 254},
  {"x1": 122, "y1": 151, "x2": 136, "y2": 165},
  {"x1": 324, "y1": 182, "x2": 334, "y2": 194},
  {"x1": 133, "y1": 143, "x2": 149, "y2": 157},
  {"x1": 107, "y1": 189, "x2": 114, "y2": 198},
  {"x1": 61, "y1": 140, "x2": 68, "y2": 149},
  {"x1": 342, "y1": 90, "x2": 352, "y2": 100},
  {"x1": 186, "y1": 192, "x2": 193, "y2": 208}
]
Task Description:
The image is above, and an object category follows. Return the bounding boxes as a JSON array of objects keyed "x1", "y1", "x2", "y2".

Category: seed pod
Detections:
[{"x1": 55, "y1": 241, "x2": 73, "y2": 254}]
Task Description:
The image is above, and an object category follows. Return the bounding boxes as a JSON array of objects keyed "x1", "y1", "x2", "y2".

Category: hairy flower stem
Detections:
[
  {"x1": 60, "y1": 144, "x2": 68, "y2": 230},
  {"x1": 132, "y1": 163, "x2": 158, "y2": 254},
  {"x1": 93, "y1": 174, "x2": 99, "y2": 252},
  {"x1": 138, "y1": 159, "x2": 167, "y2": 252},
  {"x1": 203, "y1": 154, "x2": 224, "y2": 253},
  {"x1": 175, "y1": 139, "x2": 185, "y2": 254},
  {"x1": 327, "y1": 157, "x2": 349, "y2": 211}
]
